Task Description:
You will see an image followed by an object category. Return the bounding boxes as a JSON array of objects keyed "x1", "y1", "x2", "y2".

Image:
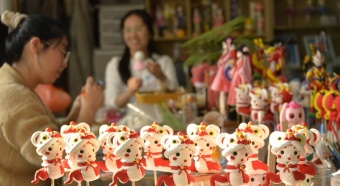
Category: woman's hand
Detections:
[
  {"x1": 127, "y1": 77, "x2": 142, "y2": 93},
  {"x1": 77, "y1": 77, "x2": 104, "y2": 124},
  {"x1": 146, "y1": 62, "x2": 167, "y2": 82}
]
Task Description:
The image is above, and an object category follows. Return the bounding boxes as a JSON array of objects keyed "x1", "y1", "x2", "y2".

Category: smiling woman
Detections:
[
  {"x1": 104, "y1": 9, "x2": 179, "y2": 130},
  {"x1": 0, "y1": 10, "x2": 104, "y2": 186}
]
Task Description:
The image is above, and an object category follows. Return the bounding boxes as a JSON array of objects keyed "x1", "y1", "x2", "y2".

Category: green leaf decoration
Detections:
[
  {"x1": 157, "y1": 102, "x2": 185, "y2": 131},
  {"x1": 180, "y1": 16, "x2": 256, "y2": 67}
]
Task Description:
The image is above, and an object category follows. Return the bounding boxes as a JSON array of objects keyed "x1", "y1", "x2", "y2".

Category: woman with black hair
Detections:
[
  {"x1": 104, "y1": 9, "x2": 178, "y2": 129},
  {"x1": 0, "y1": 11, "x2": 104, "y2": 185}
]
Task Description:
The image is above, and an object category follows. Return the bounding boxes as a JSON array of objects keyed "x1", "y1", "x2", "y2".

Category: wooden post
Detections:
[
  {"x1": 154, "y1": 171, "x2": 157, "y2": 186},
  {"x1": 51, "y1": 179, "x2": 54, "y2": 186},
  {"x1": 267, "y1": 121, "x2": 287, "y2": 186}
]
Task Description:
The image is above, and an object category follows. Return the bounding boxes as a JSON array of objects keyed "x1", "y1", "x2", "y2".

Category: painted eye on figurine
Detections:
[
  {"x1": 127, "y1": 149, "x2": 131, "y2": 153},
  {"x1": 254, "y1": 129, "x2": 259, "y2": 134},
  {"x1": 299, "y1": 113, "x2": 302, "y2": 118},
  {"x1": 92, "y1": 149, "x2": 95, "y2": 152},
  {"x1": 120, "y1": 136, "x2": 126, "y2": 142},
  {"x1": 139, "y1": 147, "x2": 142, "y2": 150},
  {"x1": 303, "y1": 132, "x2": 309, "y2": 138},
  {"x1": 190, "y1": 154, "x2": 192, "y2": 157},
  {"x1": 289, "y1": 113, "x2": 295, "y2": 119},
  {"x1": 158, "y1": 129, "x2": 164, "y2": 134},
  {"x1": 251, "y1": 141, "x2": 255, "y2": 145},
  {"x1": 251, "y1": 178, "x2": 254, "y2": 182},
  {"x1": 172, "y1": 140, "x2": 178, "y2": 144},
  {"x1": 277, "y1": 137, "x2": 282, "y2": 141},
  {"x1": 306, "y1": 179, "x2": 310, "y2": 183},
  {"x1": 245, "y1": 153, "x2": 248, "y2": 157},
  {"x1": 206, "y1": 143, "x2": 210, "y2": 147},
  {"x1": 176, "y1": 152, "x2": 180, "y2": 156},
  {"x1": 118, "y1": 129, "x2": 121, "y2": 132},
  {"x1": 294, "y1": 151, "x2": 298, "y2": 155},
  {"x1": 73, "y1": 138, "x2": 78, "y2": 143},
  {"x1": 80, "y1": 150, "x2": 84, "y2": 154},
  {"x1": 195, "y1": 143, "x2": 197, "y2": 146},
  {"x1": 280, "y1": 150, "x2": 284, "y2": 154},
  {"x1": 230, "y1": 138, "x2": 235, "y2": 143},
  {"x1": 209, "y1": 130, "x2": 215, "y2": 136},
  {"x1": 190, "y1": 132, "x2": 194, "y2": 135},
  {"x1": 42, "y1": 135, "x2": 49, "y2": 141},
  {"x1": 262, "y1": 177, "x2": 265, "y2": 181},
  {"x1": 154, "y1": 140, "x2": 158, "y2": 144},
  {"x1": 48, "y1": 147, "x2": 52, "y2": 151},
  {"x1": 233, "y1": 152, "x2": 237, "y2": 156}
]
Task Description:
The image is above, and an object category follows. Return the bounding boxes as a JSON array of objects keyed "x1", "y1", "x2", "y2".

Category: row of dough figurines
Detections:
[{"x1": 30, "y1": 31, "x2": 340, "y2": 186}]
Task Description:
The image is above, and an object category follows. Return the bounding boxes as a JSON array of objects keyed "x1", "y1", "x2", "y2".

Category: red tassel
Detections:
[
  {"x1": 210, "y1": 173, "x2": 230, "y2": 186},
  {"x1": 156, "y1": 174, "x2": 174, "y2": 186},
  {"x1": 64, "y1": 170, "x2": 83, "y2": 184},
  {"x1": 298, "y1": 163, "x2": 317, "y2": 176},
  {"x1": 293, "y1": 171, "x2": 306, "y2": 181},
  {"x1": 263, "y1": 171, "x2": 281, "y2": 186},
  {"x1": 154, "y1": 157, "x2": 170, "y2": 167},
  {"x1": 189, "y1": 161, "x2": 197, "y2": 172},
  {"x1": 206, "y1": 161, "x2": 221, "y2": 171},
  {"x1": 110, "y1": 170, "x2": 129, "y2": 186},
  {"x1": 96, "y1": 160, "x2": 108, "y2": 172},
  {"x1": 31, "y1": 168, "x2": 49, "y2": 184}
]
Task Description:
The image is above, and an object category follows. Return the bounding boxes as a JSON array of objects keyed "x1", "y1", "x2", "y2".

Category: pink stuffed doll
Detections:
[
  {"x1": 140, "y1": 121, "x2": 173, "y2": 171},
  {"x1": 279, "y1": 101, "x2": 305, "y2": 130},
  {"x1": 60, "y1": 121, "x2": 91, "y2": 170},
  {"x1": 156, "y1": 132, "x2": 196, "y2": 186},
  {"x1": 98, "y1": 123, "x2": 129, "y2": 174},
  {"x1": 238, "y1": 122, "x2": 269, "y2": 186},
  {"x1": 64, "y1": 130, "x2": 102, "y2": 185},
  {"x1": 186, "y1": 122, "x2": 221, "y2": 173},
  {"x1": 210, "y1": 129, "x2": 254, "y2": 186},
  {"x1": 106, "y1": 130, "x2": 145, "y2": 186},
  {"x1": 31, "y1": 128, "x2": 65, "y2": 185},
  {"x1": 291, "y1": 123, "x2": 321, "y2": 185},
  {"x1": 235, "y1": 83, "x2": 252, "y2": 117},
  {"x1": 265, "y1": 129, "x2": 307, "y2": 186}
]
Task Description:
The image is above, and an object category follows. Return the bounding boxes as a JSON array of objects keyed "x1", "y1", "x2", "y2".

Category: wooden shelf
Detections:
[{"x1": 275, "y1": 25, "x2": 340, "y2": 31}]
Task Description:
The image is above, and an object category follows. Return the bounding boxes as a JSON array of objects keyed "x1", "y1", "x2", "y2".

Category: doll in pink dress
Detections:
[
  {"x1": 106, "y1": 130, "x2": 145, "y2": 186},
  {"x1": 31, "y1": 128, "x2": 65, "y2": 185},
  {"x1": 210, "y1": 129, "x2": 254, "y2": 186},
  {"x1": 264, "y1": 129, "x2": 307, "y2": 186},
  {"x1": 227, "y1": 47, "x2": 252, "y2": 106},
  {"x1": 186, "y1": 122, "x2": 221, "y2": 173},
  {"x1": 140, "y1": 122, "x2": 173, "y2": 171},
  {"x1": 238, "y1": 122, "x2": 269, "y2": 186},
  {"x1": 211, "y1": 38, "x2": 235, "y2": 93},
  {"x1": 156, "y1": 132, "x2": 196, "y2": 186}
]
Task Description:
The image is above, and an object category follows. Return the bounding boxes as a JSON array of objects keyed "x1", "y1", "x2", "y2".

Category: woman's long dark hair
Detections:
[
  {"x1": 118, "y1": 9, "x2": 156, "y2": 85},
  {"x1": 0, "y1": 14, "x2": 67, "y2": 65}
]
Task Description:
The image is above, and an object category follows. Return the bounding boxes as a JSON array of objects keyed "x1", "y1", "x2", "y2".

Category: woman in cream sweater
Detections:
[{"x1": 0, "y1": 11, "x2": 104, "y2": 186}]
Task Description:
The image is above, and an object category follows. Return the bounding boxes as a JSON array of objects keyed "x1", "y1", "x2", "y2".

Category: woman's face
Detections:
[
  {"x1": 123, "y1": 15, "x2": 150, "y2": 55},
  {"x1": 37, "y1": 37, "x2": 68, "y2": 84}
]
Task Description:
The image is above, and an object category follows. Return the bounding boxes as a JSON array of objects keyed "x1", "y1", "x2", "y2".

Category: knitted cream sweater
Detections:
[{"x1": 0, "y1": 63, "x2": 60, "y2": 186}]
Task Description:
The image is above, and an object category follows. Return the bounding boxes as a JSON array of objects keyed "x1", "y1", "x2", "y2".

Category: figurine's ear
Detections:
[
  {"x1": 279, "y1": 103, "x2": 289, "y2": 123},
  {"x1": 186, "y1": 123, "x2": 197, "y2": 138},
  {"x1": 76, "y1": 122, "x2": 90, "y2": 133},
  {"x1": 106, "y1": 133, "x2": 116, "y2": 148},
  {"x1": 206, "y1": 125, "x2": 220, "y2": 138},
  {"x1": 216, "y1": 133, "x2": 231, "y2": 148},
  {"x1": 161, "y1": 135, "x2": 171, "y2": 149},
  {"x1": 310, "y1": 128, "x2": 321, "y2": 146},
  {"x1": 99, "y1": 125, "x2": 109, "y2": 136},
  {"x1": 140, "y1": 126, "x2": 148, "y2": 135},
  {"x1": 162, "y1": 125, "x2": 173, "y2": 135},
  {"x1": 258, "y1": 124, "x2": 270, "y2": 139},
  {"x1": 269, "y1": 131, "x2": 285, "y2": 154},
  {"x1": 31, "y1": 131, "x2": 42, "y2": 147},
  {"x1": 238, "y1": 123, "x2": 248, "y2": 130}
]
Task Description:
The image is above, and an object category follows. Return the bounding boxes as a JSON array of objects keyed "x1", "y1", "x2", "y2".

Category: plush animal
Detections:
[
  {"x1": 140, "y1": 122, "x2": 173, "y2": 171},
  {"x1": 210, "y1": 129, "x2": 254, "y2": 186},
  {"x1": 238, "y1": 121, "x2": 269, "y2": 186},
  {"x1": 63, "y1": 130, "x2": 101, "y2": 184},
  {"x1": 186, "y1": 122, "x2": 221, "y2": 173},
  {"x1": 279, "y1": 101, "x2": 305, "y2": 129},
  {"x1": 291, "y1": 123, "x2": 321, "y2": 185},
  {"x1": 156, "y1": 132, "x2": 196, "y2": 186},
  {"x1": 106, "y1": 130, "x2": 145, "y2": 186},
  {"x1": 31, "y1": 128, "x2": 65, "y2": 184},
  {"x1": 264, "y1": 129, "x2": 307, "y2": 186}
]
